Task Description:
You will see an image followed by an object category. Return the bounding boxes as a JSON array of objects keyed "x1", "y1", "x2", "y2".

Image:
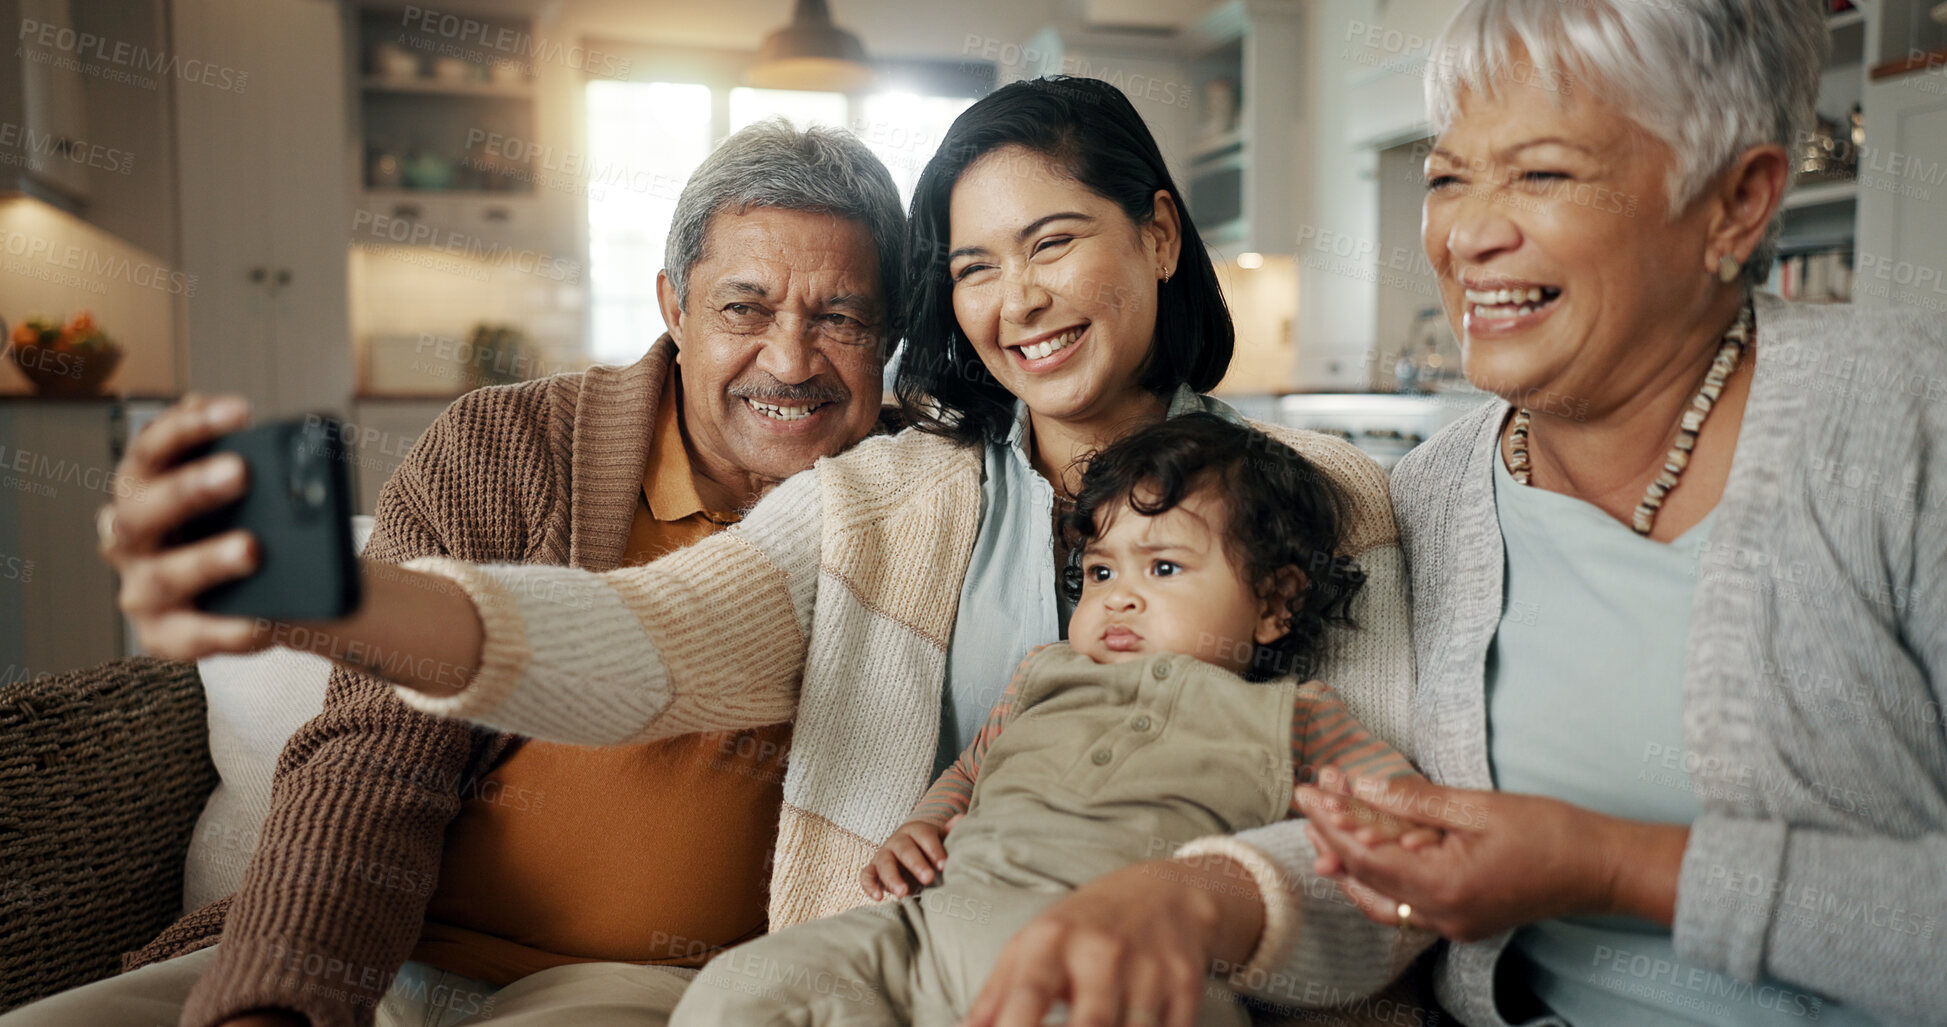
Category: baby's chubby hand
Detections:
[{"x1": 861, "y1": 814, "x2": 963, "y2": 900}]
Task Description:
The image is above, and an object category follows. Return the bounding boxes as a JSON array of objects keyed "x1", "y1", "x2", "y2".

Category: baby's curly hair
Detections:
[{"x1": 1060, "y1": 413, "x2": 1366, "y2": 682}]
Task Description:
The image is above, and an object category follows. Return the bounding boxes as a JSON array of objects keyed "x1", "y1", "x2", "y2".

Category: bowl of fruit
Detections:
[{"x1": 6, "y1": 312, "x2": 123, "y2": 397}]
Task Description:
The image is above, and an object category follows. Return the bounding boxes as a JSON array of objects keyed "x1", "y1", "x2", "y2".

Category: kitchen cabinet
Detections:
[
  {"x1": 1758, "y1": 1, "x2": 1947, "y2": 308},
  {"x1": 0, "y1": 0, "x2": 178, "y2": 259},
  {"x1": 347, "y1": 397, "x2": 450, "y2": 515},
  {"x1": 1181, "y1": 0, "x2": 1302, "y2": 255},
  {"x1": 1853, "y1": 65, "x2": 1947, "y2": 313},
  {"x1": 347, "y1": 4, "x2": 573, "y2": 265},
  {"x1": 1769, "y1": 5, "x2": 1873, "y2": 303},
  {"x1": 12, "y1": 0, "x2": 89, "y2": 202},
  {"x1": 1011, "y1": 2, "x2": 1302, "y2": 257},
  {"x1": 173, "y1": 0, "x2": 354, "y2": 419},
  {"x1": 0, "y1": 399, "x2": 124, "y2": 677},
  {"x1": 1001, "y1": 23, "x2": 1195, "y2": 190}
]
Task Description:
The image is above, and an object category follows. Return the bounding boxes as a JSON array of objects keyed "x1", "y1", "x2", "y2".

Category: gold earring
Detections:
[
  {"x1": 1717, "y1": 255, "x2": 1742, "y2": 284},
  {"x1": 1160, "y1": 267, "x2": 1172, "y2": 284}
]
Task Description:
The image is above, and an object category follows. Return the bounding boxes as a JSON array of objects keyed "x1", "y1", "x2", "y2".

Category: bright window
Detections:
[
  {"x1": 585, "y1": 81, "x2": 712, "y2": 364},
  {"x1": 857, "y1": 91, "x2": 974, "y2": 202},
  {"x1": 729, "y1": 87, "x2": 848, "y2": 132},
  {"x1": 585, "y1": 82, "x2": 976, "y2": 363}
]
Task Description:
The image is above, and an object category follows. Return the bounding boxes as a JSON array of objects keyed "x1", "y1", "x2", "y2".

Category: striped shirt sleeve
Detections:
[{"x1": 1288, "y1": 680, "x2": 1419, "y2": 815}]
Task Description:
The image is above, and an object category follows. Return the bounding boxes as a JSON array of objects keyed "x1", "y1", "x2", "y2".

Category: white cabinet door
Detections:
[
  {"x1": 0, "y1": 401, "x2": 123, "y2": 675},
  {"x1": 261, "y1": 0, "x2": 353, "y2": 418},
  {"x1": 175, "y1": 0, "x2": 353, "y2": 419},
  {"x1": 175, "y1": 0, "x2": 275, "y2": 405},
  {"x1": 1854, "y1": 68, "x2": 1947, "y2": 315}
]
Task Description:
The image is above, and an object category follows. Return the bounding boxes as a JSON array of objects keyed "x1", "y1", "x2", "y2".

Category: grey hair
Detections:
[
  {"x1": 1425, "y1": 0, "x2": 1829, "y2": 285},
  {"x1": 665, "y1": 118, "x2": 906, "y2": 340}
]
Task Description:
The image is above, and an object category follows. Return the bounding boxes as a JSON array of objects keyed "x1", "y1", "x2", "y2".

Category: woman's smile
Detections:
[
  {"x1": 1462, "y1": 280, "x2": 1563, "y2": 338},
  {"x1": 1007, "y1": 324, "x2": 1088, "y2": 371}
]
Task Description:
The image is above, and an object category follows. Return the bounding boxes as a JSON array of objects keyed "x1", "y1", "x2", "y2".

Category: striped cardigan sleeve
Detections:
[{"x1": 391, "y1": 466, "x2": 824, "y2": 745}]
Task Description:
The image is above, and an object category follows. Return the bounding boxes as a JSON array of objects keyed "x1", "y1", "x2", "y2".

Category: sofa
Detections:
[
  {"x1": 0, "y1": 514, "x2": 1444, "y2": 1023},
  {"x1": 0, "y1": 520, "x2": 368, "y2": 1013},
  {"x1": 0, "y1": 655, "x2": 217, "y2": 1012}
]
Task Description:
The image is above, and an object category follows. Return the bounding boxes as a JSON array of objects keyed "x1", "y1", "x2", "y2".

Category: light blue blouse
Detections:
[
  {"x1": 931, "y1": 386, "x2": 1247, "y2": 777},
  {"x1": 1485, "y1": 452, "x2": 1867, "y2": 1026}
]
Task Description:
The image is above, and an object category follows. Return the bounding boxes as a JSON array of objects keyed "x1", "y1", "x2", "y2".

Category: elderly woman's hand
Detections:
[
  {"x1": 1295, "y1": 771, "x2": 1688, "y2": 943},
  {"x1": 100, "y1": 394, "x2": 271, "y2": 661},
  {"x1": 962, "y1": 856, "x2": 1263, "y2": 1027}
]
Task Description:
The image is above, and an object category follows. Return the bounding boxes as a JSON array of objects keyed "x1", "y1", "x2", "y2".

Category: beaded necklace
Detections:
[{"x1": 1507, "y1": 300, "x2": 1753, "y2": 536}]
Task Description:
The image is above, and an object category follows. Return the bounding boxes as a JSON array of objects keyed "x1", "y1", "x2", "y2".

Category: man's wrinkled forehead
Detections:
[{"x1": 690, "y1": 206, "x2": 885, "y2": 312}]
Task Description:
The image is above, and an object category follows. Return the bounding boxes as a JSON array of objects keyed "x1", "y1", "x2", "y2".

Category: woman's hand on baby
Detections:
[
  {"x1": 1295, "y1": 769, "x2": 1684, "y2": 942},
  {"x1": 861, "y1": 814, "x2": 962, "y2": 899},
  {"x1": 964, "y1": 856, "x2": 1262, "y2": 1027}
]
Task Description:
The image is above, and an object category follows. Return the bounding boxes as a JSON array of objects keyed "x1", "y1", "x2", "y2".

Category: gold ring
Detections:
[
  {"x1": 1396, "y1": 902, "x2": 1413, "y2": 931},
  {"x1": 96, "y1": 504, "x2": 119, "y2": 551}
]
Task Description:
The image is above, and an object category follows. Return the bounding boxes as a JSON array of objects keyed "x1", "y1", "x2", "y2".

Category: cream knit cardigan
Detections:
[{"x1": 399, "y1": 421, "x2": 1428, "y2": 1002}]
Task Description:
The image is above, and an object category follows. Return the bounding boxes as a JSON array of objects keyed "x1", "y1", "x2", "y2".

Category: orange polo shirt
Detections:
[{"x1": 413, "y1": 369, "x2": 794, "y2": 985}]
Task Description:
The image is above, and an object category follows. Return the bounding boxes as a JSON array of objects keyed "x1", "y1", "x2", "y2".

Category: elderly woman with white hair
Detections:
[{"x1": 1287, "y1": 0, "x2": 1947, "y2": 1024}]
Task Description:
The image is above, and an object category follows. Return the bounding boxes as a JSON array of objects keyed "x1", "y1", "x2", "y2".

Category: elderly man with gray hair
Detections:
[{"x1": 14, "y1": 119, "x2": 904, "y2": 1027}]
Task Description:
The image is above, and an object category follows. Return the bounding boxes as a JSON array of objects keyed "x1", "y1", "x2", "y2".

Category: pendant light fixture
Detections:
[{"x1": 748, "y1": 0, "x2": 873, "y2": 92}]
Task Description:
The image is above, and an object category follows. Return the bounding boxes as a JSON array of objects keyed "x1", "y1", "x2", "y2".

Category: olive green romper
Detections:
[{"x1": 672, "y1": 645, "x2": 1299, "y2": 1027}]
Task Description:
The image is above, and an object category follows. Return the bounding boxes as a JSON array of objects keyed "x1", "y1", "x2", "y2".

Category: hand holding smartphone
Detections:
[{"x1": 173, "y1": 415, "x2": 362, "y2": 620}]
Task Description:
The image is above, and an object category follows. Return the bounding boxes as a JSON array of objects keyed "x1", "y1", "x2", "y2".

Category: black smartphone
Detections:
[{"x1": 176, "y1": 415, "x2": 362, "y2": 620}]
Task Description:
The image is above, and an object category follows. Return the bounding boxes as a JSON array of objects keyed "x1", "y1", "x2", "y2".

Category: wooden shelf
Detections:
[
  {"x1": 362, "y1": 188, "x2": 536, "y2": 203},
  {"x1": 361, "y1": 76, "x2": 533, "y2": 99},
  {"x1": 1827, "y1": 9, "x2": 1867, "y2": 31},
  {"x1": 1783, "y1": 179, "x2": 1860, "y2": 210},
  {"x1": 1872, "y1": 47, "x2": 1947, "y2": 81}
]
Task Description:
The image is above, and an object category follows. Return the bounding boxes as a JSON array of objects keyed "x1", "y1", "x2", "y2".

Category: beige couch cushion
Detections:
[{"x1": 181, "y1": 516, "x2": 373, "y2": 912}]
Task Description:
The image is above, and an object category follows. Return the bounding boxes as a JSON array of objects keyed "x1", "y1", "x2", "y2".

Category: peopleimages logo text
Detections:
[
  {"x1": 0, "y1": 229, "x2": 197, "y2": 296},
  {"x1": 400, "y1": 5, "x2": 630, "y2": 78},
  {"x1": 17, "y1": 18, "x2": 249, "y2": 92}
]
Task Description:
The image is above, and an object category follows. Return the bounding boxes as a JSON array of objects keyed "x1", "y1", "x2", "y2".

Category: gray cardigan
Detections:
[{"x1": 1240, "y1": 293, "x2": 1947, "y2": 1025}]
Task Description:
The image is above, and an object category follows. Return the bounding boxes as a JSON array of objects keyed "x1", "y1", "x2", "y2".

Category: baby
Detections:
[{"x1": 671, "y1": 413, "x2": 1425, "y2": 1027}]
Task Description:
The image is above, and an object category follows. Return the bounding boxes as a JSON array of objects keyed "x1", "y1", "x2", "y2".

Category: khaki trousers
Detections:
[
  {"x1": 675, "y1": 879, "x2": 1247, "y2": 1027},
  {"x1": 673, "y1": 647, "x2": 1290, "y2": 1027},
  {"x1": 0, "y1": 944, "x2": 691, "y2": 1027}
]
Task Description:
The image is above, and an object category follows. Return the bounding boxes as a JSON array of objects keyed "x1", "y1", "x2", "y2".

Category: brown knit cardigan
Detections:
[{"x1": 127, "y1": 338, "x2": 693, "y2": 1027}]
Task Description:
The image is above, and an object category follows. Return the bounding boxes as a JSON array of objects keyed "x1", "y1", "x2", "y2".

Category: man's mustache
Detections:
[{"x1": 727, "y1": 377, "x2": 851, "y2": 405}]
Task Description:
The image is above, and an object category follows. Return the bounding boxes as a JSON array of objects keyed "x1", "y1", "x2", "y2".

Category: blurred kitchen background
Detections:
[{"x1": 4, "y1": 0, "x2": 1947, "y2": 673}]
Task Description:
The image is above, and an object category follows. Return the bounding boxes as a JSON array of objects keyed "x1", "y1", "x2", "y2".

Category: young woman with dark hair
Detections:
[
  {"x1": 102, "y1": 77, "x2": 1423, "y2": 1025},
  {"x1": 897, "y1": 76, "x2": 1234, "y2": 448}
]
